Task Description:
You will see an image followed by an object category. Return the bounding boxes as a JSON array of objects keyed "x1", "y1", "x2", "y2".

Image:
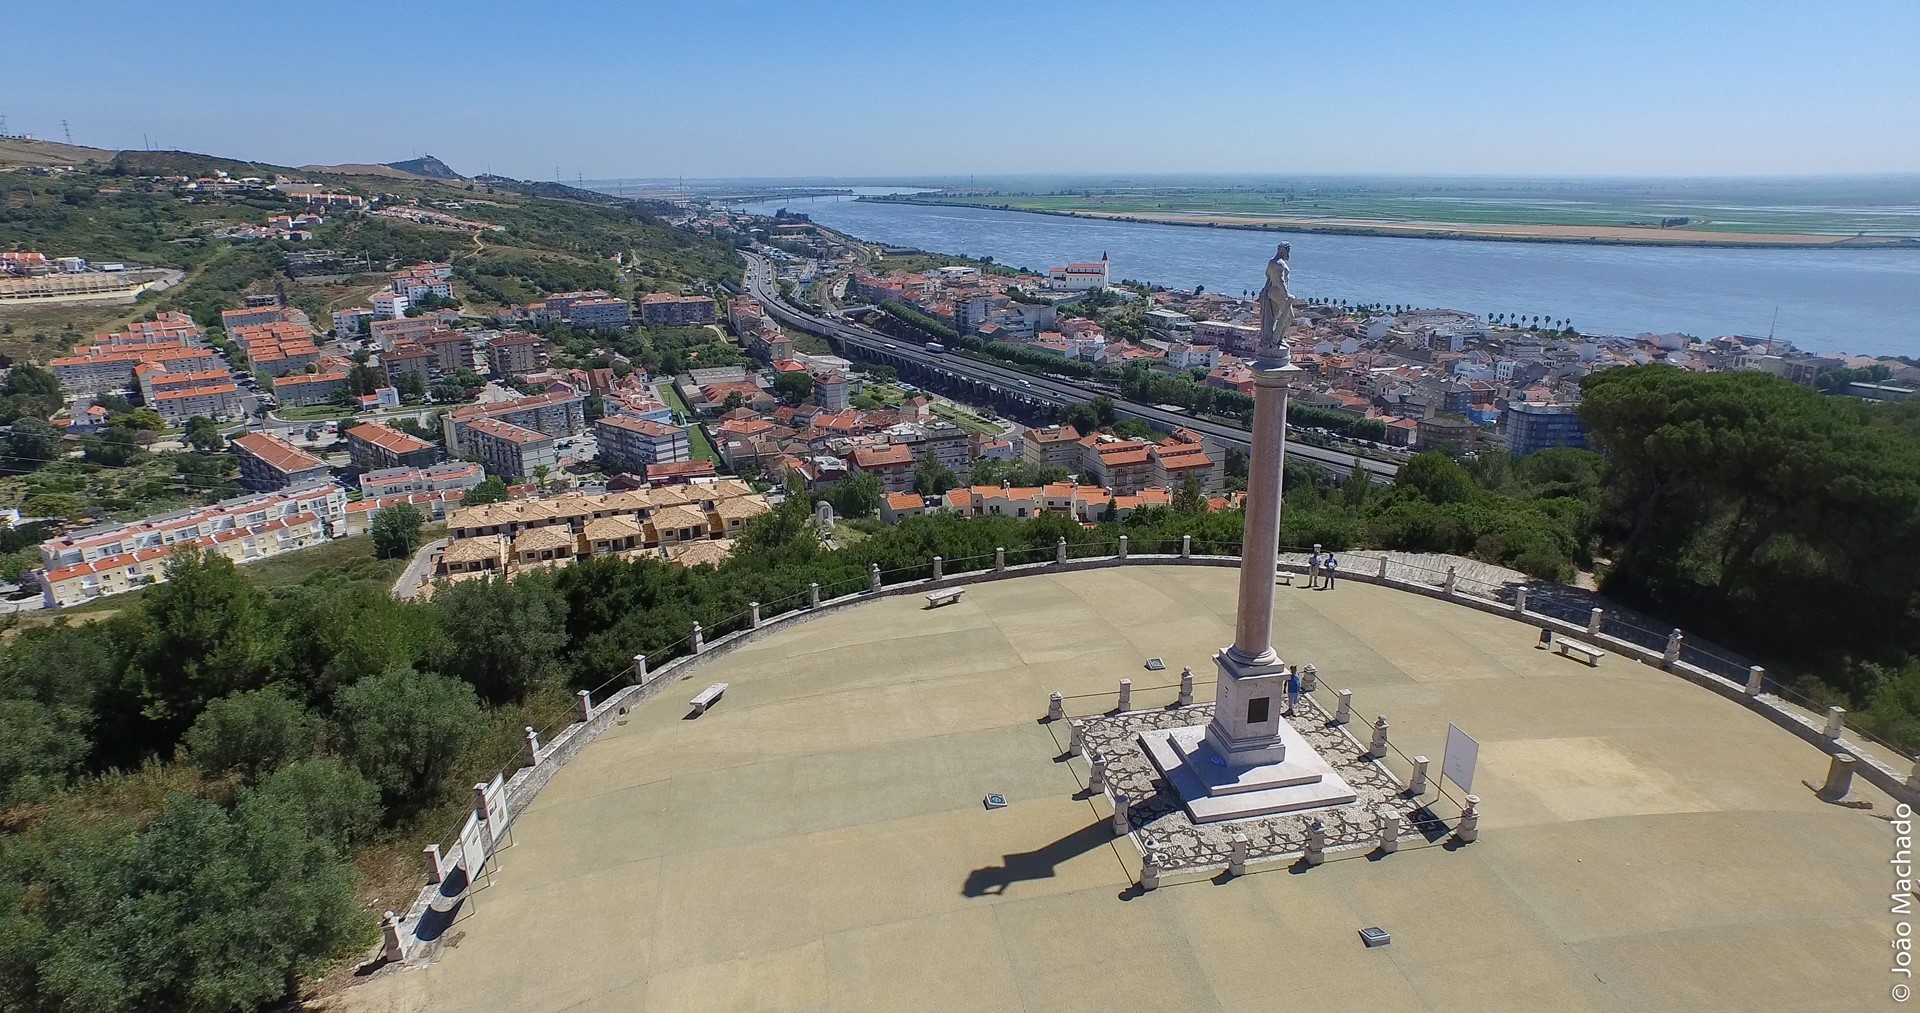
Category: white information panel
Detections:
[
  {"x1": 1441, "y1": 723, "x2": 1479, "y2": 795},
  {"x1": 480, "y1": 773, "x2": 508, "y2": 841}
]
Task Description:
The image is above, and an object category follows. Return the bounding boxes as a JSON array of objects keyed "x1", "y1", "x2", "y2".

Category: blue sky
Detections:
[{"x1": 5, "y1": 1, "x2": 1916, "y2": 180}]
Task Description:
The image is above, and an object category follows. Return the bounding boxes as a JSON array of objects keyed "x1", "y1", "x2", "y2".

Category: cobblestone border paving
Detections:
[{"x1": 1076, "y1": 694, "x2": 1443, "y2": 870}]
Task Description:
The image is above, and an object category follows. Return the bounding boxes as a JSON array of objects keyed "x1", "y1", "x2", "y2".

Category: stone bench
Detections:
[
  {"x1": 1556, "y1": 639, "x2": 1604, "y2": 666},
  {"x1": 1276, "y1": 572, "x2": 1294, "y2": 587},
  {"x1": 924, "y1": 588, "x2": 965, "y2": 609},
  {"x1": 689, "y1": 682, "x2": 729, "y2": 715}
]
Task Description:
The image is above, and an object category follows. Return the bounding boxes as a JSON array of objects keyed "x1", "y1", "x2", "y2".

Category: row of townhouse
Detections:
[
  {"x1": 358, "y1": 461, "x2": 482, "y2": 499},
  {"x1": 431, "y1": 482, "x2": 772, "y2": 585},
  {"x1": 37, "y1": 483, "x2": 348, "y2": 607},
  {"x1": 443, "y1": 389, "x2": 586, "y2": 455},
  {"x1": 911, "y1": 480, "x2": 1178, "y2": 523},
  {"x1": 338, "y1": 489, "x2": 464, "y2": 537}
]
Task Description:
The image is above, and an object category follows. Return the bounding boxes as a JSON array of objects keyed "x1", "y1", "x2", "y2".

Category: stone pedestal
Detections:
[{"x1": 1139, "y1": 348, "x2": 1356, "y2": 825}]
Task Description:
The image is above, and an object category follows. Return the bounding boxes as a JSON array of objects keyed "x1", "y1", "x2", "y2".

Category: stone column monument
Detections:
[{"x1": 1139, "y1": 244, "x2": 1356, "y2": 822}]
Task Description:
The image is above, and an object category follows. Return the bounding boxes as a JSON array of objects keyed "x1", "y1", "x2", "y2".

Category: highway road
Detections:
[{"x1": 742, "y1": 252, "x2": 1401, "y2": 481}]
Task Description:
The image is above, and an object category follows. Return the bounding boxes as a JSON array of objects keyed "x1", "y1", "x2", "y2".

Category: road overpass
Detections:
[{"x1": 742, "y1": 252, "x2": 1401, "y2": 482}]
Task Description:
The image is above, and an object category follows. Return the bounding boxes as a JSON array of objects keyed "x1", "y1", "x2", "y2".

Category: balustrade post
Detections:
[
  {"x1": 1456, "y1": 795, "x2": 1481, "y2": 844},
  {"x1": 1367, "y1": 715, "x2": 1389, "y2": 759}
]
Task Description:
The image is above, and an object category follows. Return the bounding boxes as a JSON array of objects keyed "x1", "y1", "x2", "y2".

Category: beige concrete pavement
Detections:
[{"x1": 331, "y1": 567, "x2": 1900, "y2": 1013}]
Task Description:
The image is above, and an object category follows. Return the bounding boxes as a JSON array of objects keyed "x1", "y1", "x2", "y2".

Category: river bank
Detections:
[
  {"x1": 858, "y1": 196, "x2": 1920, "y2": 250},
  {"x1": 736, "y1": 194, "x2": 1920, "y2": 356}
]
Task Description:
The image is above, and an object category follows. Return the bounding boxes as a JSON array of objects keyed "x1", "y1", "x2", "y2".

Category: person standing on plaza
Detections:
[
  {"x1": 1324, "y1": 552, "x2": 1339, "y2": 589},
  {"x1": 1306, "y1": 549, "x2": 1322, "y2": 589},
  {"x1": 1284, "y1": 665, "x2": 1302, "y2": 717}
]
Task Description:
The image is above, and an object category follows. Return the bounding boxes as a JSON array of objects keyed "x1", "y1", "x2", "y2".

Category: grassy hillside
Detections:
[{"x1": 0, "y1": 146, "x2": 741, "y2": 360}]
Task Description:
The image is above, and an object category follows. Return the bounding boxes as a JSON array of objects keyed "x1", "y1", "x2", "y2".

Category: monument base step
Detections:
[{"x1": 1141, "y1": 725, "x2": 1359, "y2": 823}]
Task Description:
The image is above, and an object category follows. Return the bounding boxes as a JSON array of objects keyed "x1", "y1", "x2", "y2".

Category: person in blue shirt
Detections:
[
  {"x1": 1284, "y1": 665, "x2": 1302, "y2": 717},
  {"x1": 1324, "y1": 553, "x2": 1339, "y2": 589}
]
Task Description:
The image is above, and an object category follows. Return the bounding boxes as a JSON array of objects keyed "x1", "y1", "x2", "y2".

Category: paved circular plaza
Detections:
[{"x1": 334, "y1": 566, "x2": 1898, "y2": 1013}]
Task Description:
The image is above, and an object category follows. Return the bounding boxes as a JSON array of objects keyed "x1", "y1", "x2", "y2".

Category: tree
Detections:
[
  {"x1": 823, "y1": 471, "x2": 883, "y2": 519},
  {"x1": 371, "y1": 503, "x2": 426, "y2": 559},
  {"x1": 1395, "y1": 452, "x2": 1477, "y2": 505},
  {"x1": 396, "y1": 369, "x2": 427, "y2": 400},
  {"x1": 914, "y1": 453, "x2": 958, "y2": 496},
  {"x1": 0, "y1": 794, "x2": 365, "y2": 1013},
  {"x1": 21, "y1": 491, "x2": 85, "y2": 520},
  {"x1": 1173, "y1": 474, "x2": 1206, "y2": 514},
  {"x1": 427, "y1": 572, "x2": 569, "y2": 703},
  {"x1": 8, "y1": 417, "x2": 63, "y2": 468},
  {"x1": 124, "y1": 547, "x2": 281, "y2": 744},
  {"x1": 183, "y1": 685, "x2": 320, "y2": 782},
  {"x1": 773, "y1": 370, "x2": 815, "y2": 405},
  {"x1": 462, "y1": 476, "x2": 510, "y2": 505},
  {"x1": 333, "y1": 667, "x2": 483, "y2": 810},
  {"x1": 109, "y1": 407, "x2": 166, "y2": 432},
  {"x1": 4, "y1": 363, "x2": 59, "y2": 397},
  {"x1": 721, "y1": 390, "x2": 747, "y2": 413},
  {"x1": 244, "y1": 758, "x2": 382, "y2": 849},
  {"x1": 0, "y1": 697, "x2": 90, "y2": 807},
  {"x1": 533, "y1": 464, "x2": 552, "y2": 492},
  {"x1": 1341, "y1": 459, "x2": 1372, "y2": 510},
  {"x1": 183, "y1": 416, "x2": 225, "y2": 452},
  {"x1": 83, "y1": 427, "x2": 145, "y2": 466}
]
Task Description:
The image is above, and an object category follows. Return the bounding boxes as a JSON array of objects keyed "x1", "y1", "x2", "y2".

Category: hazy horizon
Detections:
[{"x1": 6, "y1": 1, "x2": 1917, "y2": 180}]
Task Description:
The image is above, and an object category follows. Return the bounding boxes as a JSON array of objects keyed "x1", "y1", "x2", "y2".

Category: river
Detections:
[{"x1": 732, "y1": 193, "x2": 1920, "y2": 357}]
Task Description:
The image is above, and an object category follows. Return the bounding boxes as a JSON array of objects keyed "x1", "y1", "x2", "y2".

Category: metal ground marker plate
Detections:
[
  {"x1": 1359, "y1": 926, "x2": 1391, "y2": 947},
  {"x1": 983, "y1": 794, "x2": 1008, "y2": 810},
  {"x1": 1144, "y1": 658, "x2": 1166, "y2": 671}
]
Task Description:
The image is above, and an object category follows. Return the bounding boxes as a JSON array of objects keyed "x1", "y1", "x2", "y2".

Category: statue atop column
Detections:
[{"x1": 1255, "y1": 242, "x2": 1294, "y2": 367}]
